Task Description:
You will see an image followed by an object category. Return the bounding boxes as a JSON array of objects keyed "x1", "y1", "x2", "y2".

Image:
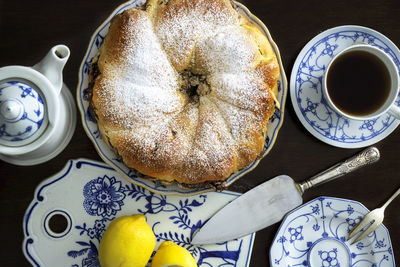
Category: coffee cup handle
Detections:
[{"x1": 388, "y1": 103, "x2": 400, "y2": 119}]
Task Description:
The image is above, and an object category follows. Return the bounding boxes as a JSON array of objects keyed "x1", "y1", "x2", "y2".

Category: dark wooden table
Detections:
[{"x1": 1, "y1": 0, "x2": 399, "y2": 266}]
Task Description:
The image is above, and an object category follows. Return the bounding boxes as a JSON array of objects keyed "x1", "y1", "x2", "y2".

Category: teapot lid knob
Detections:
[
  {"x1": 0, "y1": 80, "x2": 48, "y2": 147},
  {"x1": 1, "y1": 98, "x2": 24, "y2": 122}
]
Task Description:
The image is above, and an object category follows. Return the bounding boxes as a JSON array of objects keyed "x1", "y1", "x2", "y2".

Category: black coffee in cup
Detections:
[{"x1": 326, "y1": 50, "x2": 391, "y2": 116}]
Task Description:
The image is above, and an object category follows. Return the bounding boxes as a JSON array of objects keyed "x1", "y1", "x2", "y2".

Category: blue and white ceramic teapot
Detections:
[{"x1": 0, "y1": 45, "x2": 76, "y2": 165}]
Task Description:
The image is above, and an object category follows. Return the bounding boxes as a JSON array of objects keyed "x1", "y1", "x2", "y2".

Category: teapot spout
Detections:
[{"x1": 33, "y1": 45, "x2": 70, "y2": 94}]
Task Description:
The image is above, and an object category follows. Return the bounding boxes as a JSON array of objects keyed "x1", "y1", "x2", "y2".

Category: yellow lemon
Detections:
[
  {"x1": 98, "y1": 214, "x2": 156, "y2": 267},
  {"x1": 151, "y1": 241, "x2": 198, "y2": 267}
]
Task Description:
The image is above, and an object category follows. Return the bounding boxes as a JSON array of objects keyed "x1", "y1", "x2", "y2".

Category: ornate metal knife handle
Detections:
[{"x1": 298, "y1": 147, "x2": 380, "y2": 194}]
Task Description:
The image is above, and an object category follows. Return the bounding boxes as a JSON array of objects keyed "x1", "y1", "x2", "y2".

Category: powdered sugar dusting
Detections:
[
  {"x1": 177, "y1": 97, "x2": 236, "y2": 181},
  {"x1": 194, "y1": 25, "x2": 259, "y2": 74},
  {"x1": 208, "y1": 72, "x2": 269, "y2": 111},
  {"x1": 208, "y1": 95, "x2": 261, "y2": 140},
  {"x1": 96, "y1": 10, "x2": 184, "y2": 128},
  {"x1": 99, "y1": 78, "x2": 184, "y2": 127},
  {"x1": 120, "y1": 13, "x2": 179, "y2": 90},
  {"x1": 93, "y1": 0, "x2": 277, "y2": 183},
  {"x1": 155, "y1": 0, "x2": 239, "y2": 70}
]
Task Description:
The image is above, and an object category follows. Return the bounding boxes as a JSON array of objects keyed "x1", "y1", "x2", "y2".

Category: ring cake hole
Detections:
[{"x1": 44, "y1": 210, "x2": 72, "y2": 238}]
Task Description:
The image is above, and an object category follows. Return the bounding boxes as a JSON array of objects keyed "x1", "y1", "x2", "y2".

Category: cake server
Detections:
[{"x1": 191, "y1": 146, "x2": 380, "y2": 245}]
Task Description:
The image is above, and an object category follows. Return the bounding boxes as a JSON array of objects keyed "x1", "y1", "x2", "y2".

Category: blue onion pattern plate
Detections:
[
  {"x1": 290, "y1": 25, "x2": 400, "y2": 148},
  {"x1": 270, "y1": 196, "x2": 395, "y2": 267},
  {"x1": 23, "y1": 159, "x2": 254, "y2": 267},
  {"x1": 76, "y1": 0, "x2": 287, "y2": 195}
]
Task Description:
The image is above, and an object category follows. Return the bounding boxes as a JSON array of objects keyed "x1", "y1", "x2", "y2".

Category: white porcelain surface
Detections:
[
  {"x1": 322, "y1": 44, "x2": 400, "y2": 121},
  {"x1": 0, "y1": 81, "x2": 47, "y2": 146},
  {"x1": 76, "y1": 0, "x2": 287, "y2": 195},
  {"x1": 23, "y1": 159, "x2": 255, "y2": 267},
  {"x1": 270, "y1": 196, "x2": 395, "y2": 267},
  {"x1": 0, "y1": 83, "x2": 76, "y2": 165},
  {"x1": 0, "y1": 45, "x2": 76, "y2": 165},
  {"x1": 290, "y1": 25, "x2": 400, "y2": 148}
]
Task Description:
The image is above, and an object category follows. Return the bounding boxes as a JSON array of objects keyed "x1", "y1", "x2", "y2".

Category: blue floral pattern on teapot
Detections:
[{"x1": 0, "y1": 81, "x2": 46, "y2": 145}]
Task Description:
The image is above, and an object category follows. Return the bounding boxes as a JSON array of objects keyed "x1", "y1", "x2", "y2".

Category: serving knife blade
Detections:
[{"x1": 191, "y1": 146, "x2": 380, "y2": 245}]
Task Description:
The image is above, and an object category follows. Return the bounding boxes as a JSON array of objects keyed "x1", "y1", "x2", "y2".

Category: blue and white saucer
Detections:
[
  {"x1": 23, "y1": 159, "x2": 254, "y2": 267},
  {"x1": 270, "y1": 196, "x2": 395, "y2": 267},
  {"x1": 290, "y1": 25, "x2": 400, "y2": 148}
]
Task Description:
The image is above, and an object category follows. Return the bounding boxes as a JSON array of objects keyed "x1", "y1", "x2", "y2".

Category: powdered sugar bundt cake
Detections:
[{"x1": 89, "y1": 0, "x2": 280, "y2": 185}]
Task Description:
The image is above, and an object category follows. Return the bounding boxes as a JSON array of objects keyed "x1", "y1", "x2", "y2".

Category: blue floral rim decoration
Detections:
[
  {"x1": 0, "y1": 81, "x2": 46, "y2": 144},
  {"x1": 23, "y1": 159, "x2": 255, "y2": 267},
  {"x1": 290, "y1": 25, "x2": 400, "y2": 148},
  {"x1": 75, "y1": 0, "x2": 288, "y2": 195},
  {"x1": 270, "y1": 196, "x2": 395, "y2": 267}
]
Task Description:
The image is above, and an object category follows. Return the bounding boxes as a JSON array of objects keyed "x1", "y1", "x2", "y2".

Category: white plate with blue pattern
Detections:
[
  {"x1": 76, "y1": 0, "x2": 287, "y2": 196},
  {"x1": 270, "y1": 196, "x2": 395, "y2": 267},
  {"x1": 290, "y1": 25, "x2": 400, "y2": 148},
  {"x1": 23, "y1": 159, "x2": 254, "y2": 267}
]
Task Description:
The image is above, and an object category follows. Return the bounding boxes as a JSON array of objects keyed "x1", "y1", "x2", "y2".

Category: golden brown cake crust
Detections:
[{"x1": 89, "y1": 0, "x2": 279, "y2": 184}]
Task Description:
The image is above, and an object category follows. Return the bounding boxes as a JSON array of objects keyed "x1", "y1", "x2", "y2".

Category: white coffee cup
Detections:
[{"x1": 323, "y1": 44, "x2": 400, "y2": 121}]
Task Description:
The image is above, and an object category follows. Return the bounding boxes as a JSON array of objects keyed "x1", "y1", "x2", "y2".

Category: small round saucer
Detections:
[
  {"x1": 0, "y1": 84, "x2": 76, "y2": 165},
  {"x1": 270, "y1": 196, "x2": 395, "y2": 267},
  {"x1": 290, "y1": 25, "x2": 400, "y2": 148}
]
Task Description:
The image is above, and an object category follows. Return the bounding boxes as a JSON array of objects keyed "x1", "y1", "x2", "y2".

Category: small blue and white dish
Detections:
[
  {"x1": 270, "y1": 196, "x2": 395, "y2": 267},
  {"x1": 23, "y1": 159, "x2": 255, "y2": 267},
  {"x1": 76, "y1": 0, "x2": 287, "y2": 195},
  {"x1": 290, "y1": 25, "x2": 400, "y2": 148}
]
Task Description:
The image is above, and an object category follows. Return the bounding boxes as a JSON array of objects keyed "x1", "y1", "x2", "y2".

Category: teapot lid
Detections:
[{"x1": 0, "y1": 80, "x2": 48, "y2": 147}]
